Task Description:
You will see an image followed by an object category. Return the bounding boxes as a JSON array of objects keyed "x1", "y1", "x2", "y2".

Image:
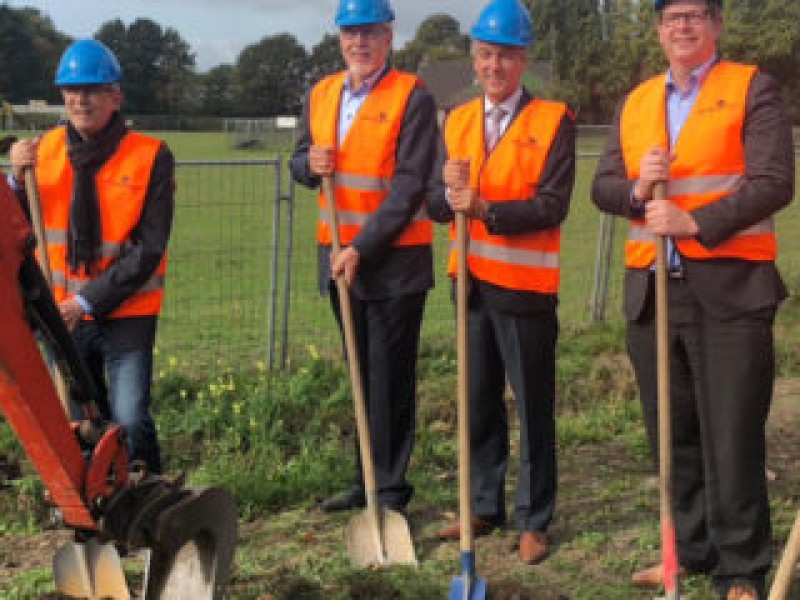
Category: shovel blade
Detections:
[
  {"x1": 85, "y1": 538, "x2": 130, "y2": 600},
  {"x1": 53, "y1": 542, "x2": 93, "y2": 599},
  {"x1": 449, "y1": 575, "x2": 487, "y2": 600},
  {"x1": 346, "y1": 506, "x2": 417, "y2": 568}
]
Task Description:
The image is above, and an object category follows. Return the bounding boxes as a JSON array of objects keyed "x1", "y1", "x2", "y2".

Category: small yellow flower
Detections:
[
  {"x1": 307, "y1": 344, "x2": 319, "y2": 360},
  {"x1": 168, "y1": 356, "x2": 178, "y2": 367}
]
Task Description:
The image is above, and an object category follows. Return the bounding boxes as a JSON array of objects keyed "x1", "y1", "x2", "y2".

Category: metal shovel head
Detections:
[
  {"x1": 84, "y1": 538, "x2": 131, "y2": 600},
  {"x1": 53, "y1": 541, "x2": 93, "y2": 599},
  {"x1": 142, "y1": 486, "x2": 238, "y2": 600},
  {"x1": 449, "y1": 551, "x2": 487, "y2": 600},
  {"x1": 450, "y1": 575, "x2": 487, "y2": 600},
  {"x1": 346, "y1": 506, "x2": 417, "y2": 568}
]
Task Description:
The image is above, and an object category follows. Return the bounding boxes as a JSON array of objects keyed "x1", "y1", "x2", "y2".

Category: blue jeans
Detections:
[{"x1": 71, "y1": 322, "x2": 162, "y2": 474}]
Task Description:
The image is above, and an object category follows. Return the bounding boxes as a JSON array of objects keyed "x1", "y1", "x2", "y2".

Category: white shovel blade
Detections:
[
  {"x1": 53, "y1": 542, "x2": 93, "y2": 599},
  {"x1": 84, "y1": 538, "x2": 130, "y2": 600}
]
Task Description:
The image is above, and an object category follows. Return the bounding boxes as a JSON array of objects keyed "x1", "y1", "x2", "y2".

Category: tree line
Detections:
[{"x1": 0, "y1": 1, "x2": 798, "y2": 123}]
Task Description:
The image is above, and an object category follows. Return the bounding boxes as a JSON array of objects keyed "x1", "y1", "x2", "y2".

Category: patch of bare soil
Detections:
[{"x1": 0, "y1": 529, "x2": 71, "y2": 581}]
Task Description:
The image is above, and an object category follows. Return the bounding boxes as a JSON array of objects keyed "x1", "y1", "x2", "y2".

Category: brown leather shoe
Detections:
[
  {"x1": 727, "y1": 584, "x2": 759, "y2": 600},
  {"x1": 518, "y1": 531, "x2": 549, "y2": 564},
  {"x1": 631, "y1": 563, "x2": 688, "y2": 588},
  {"x1": 437, "y1": 517, "x2": 498, "y2": 541}
]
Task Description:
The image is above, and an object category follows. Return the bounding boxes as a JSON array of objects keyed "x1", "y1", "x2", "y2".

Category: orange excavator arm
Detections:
[
  {"x1": 0, "y1": 176, "x2": 238, "y2": 599},
  {"x1": 0, "y1": 176, "x2": 94, "y2": 516}
]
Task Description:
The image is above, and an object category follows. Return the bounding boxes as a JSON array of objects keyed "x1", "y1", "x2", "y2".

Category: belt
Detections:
[{"x1": 668, "y1": 267, "x2": 686, "y2": 280}]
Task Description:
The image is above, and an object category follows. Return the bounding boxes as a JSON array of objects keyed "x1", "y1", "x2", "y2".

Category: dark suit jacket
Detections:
[
  {"x1": 290, "y1": 67, "x2": 437, "y2": 301},
  {"x1": 428, "y1": 88, "x2": 576, "y2": 314},
  {"x1": 591, "y1": 70, "x2": 795, "y2": 322}
]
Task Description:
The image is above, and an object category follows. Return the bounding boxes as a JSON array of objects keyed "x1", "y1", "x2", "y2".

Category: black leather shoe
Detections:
[{"x1": 320, "y1": 487, "x2": 366, "y2": 512}]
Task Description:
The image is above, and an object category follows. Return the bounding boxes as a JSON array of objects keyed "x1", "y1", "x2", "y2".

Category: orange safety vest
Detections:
[
  {"x1": 310, "y1": 69, "x2": 432, "y2": 247},
  {"x1": 444, "y1": 97, "x2": 567, "y2": 294},
  {"x1": 35, "y1": 127, "x2": 167, "y2": 318},
  {"x1": 621, "y1": 61, "x2": 773, "y2": 269}
]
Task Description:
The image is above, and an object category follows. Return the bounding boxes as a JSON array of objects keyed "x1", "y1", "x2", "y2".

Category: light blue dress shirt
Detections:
[
  {"x1": 664, "y1": 55, "x2": 717, "y2": 269},
  {"x1": 337, "y1": 66, "x2": 385, "y2": 144}
]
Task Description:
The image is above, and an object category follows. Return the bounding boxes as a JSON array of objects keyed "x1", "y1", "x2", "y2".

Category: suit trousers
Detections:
[
  {"x1": 329, "y1": 284, "x2": 427, "y2": 509},
  {"x1": 468, "y1": 293, "x2": 558, "y2": 532},
  {"x1": 627, "y1": 276, "x2": 774, "y2": 589}
]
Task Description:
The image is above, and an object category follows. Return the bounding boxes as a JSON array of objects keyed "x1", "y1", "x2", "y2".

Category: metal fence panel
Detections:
[{"x1": 4, "y1": 152, "x2": 797, "y2": 372}]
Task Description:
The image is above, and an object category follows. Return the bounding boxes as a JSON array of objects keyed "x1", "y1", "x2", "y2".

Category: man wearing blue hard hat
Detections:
[
  {"x1": 290, "y1": 0, "x2": 437, "y2": 513},
  {"x1": 429, "y1": 0, "x2": 575, "y2": 565},
  {"x1": 592, "y1": 1, "x2": 794, "y2": 598},
  {"x1": 10, "y1": 39, "x2": 175, "y2": 475}
]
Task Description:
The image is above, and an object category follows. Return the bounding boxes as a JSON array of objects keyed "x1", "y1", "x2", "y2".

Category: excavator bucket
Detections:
[
  {"x1": 142, "y1": 486, "x2": 238, "y2": 600},
  {"x1": 52, "y1": 485, "x2": 238, "y2": 600}
]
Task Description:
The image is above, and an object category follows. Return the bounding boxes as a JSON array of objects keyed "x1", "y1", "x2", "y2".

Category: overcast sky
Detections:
[{"x1": 6, "y1": 0, "x2": 486, "y2": 71}]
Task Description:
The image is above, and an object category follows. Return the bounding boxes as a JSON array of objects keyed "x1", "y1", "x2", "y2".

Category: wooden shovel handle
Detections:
[
  {"x1": 24, "y1": 168, "x2": 54, "y2": 286},
  {"x1": 769, "y1": 509, "x2": 800, "y2": 600},
  {"x1": 456, "y1": 211, "x2": 474, "y2": 552},
  {"x1": 322, "y1": 175, "x2": 378, "y2": 499},
  {"x1": 654, "y1": 180, "x2": 679, "y2": 597},
  {"x1": 24, "y1": 167, "x2": 71, "y2": 419}
]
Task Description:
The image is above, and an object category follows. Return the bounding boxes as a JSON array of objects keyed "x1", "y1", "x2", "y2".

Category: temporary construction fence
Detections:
[
  {"x1": 3, "y1": 154, "x2": 798, "y2": 372},
  {"x1": 158, "y1": 155, "x2": 626, "y2": 372}
]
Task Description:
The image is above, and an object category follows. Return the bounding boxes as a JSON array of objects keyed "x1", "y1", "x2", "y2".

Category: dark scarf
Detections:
[{"x1": 66, "y1": 111, "x2": 127, "y2": 275}]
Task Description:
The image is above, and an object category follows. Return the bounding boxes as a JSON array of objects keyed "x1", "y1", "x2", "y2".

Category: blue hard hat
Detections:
[
  {"x1": 654, "y1": 0, "x2": 721, "y2": 9},
  {"x1": 471, "y1": 0, "x2": 534, "y2": 48},
  {"x1": 55, "y1": 39, "x2": 122, "y2": 86},
  {"x1": 335, "y1": 0, "x2": 394, "y2": 27}
]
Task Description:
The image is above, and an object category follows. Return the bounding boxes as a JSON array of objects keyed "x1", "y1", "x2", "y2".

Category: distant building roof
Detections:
[
  {"x1": 417, "y1": 57, "x2": 475, "y2": 110},
  {"x1": 12, "y1": 100, "x2": 66, "y2": 117}
]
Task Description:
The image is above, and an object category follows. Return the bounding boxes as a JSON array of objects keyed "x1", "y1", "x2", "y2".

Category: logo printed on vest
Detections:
[
  {"x1": 696, "y1": 99, "x2": 734, "y2": 115},
  {"x1": 515, "y1": 135, "x2": 538, "y2": 148}
]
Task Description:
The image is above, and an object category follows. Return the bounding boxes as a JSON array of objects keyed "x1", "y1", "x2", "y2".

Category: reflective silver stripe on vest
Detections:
[
  {"x1": 334, "y1": 172, "x2": 392, "y2": 193},
  {"x1": 627, "y1": 225, "x2": 656, "y2": 243},
  {"x1": 469, "y1": 239, "x2": 559, "y2": 269},
  {"x1": 51, "y1": 272, "x2": 165, "y2": 294},
  {"x1": 44, "y1": 229, "x2": 131, "y2": 259},
  {"x1": 667, "y1": 174, "x2": 743, "y2": 197},
  {"x1": 319, "y1": 204, "x2": 429, "y2": 227},
  {"x1": 628, "y1": 217, "x2": 774, "y2": 243}
]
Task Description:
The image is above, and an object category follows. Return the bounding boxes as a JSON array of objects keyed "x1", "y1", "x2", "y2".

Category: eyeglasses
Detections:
[
  {"x1": 660, "y1": 8, "x2": 710, "y2": 27},
  {"x1": 340, "y1": 25, "x2": 388, "y2": 40}
]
